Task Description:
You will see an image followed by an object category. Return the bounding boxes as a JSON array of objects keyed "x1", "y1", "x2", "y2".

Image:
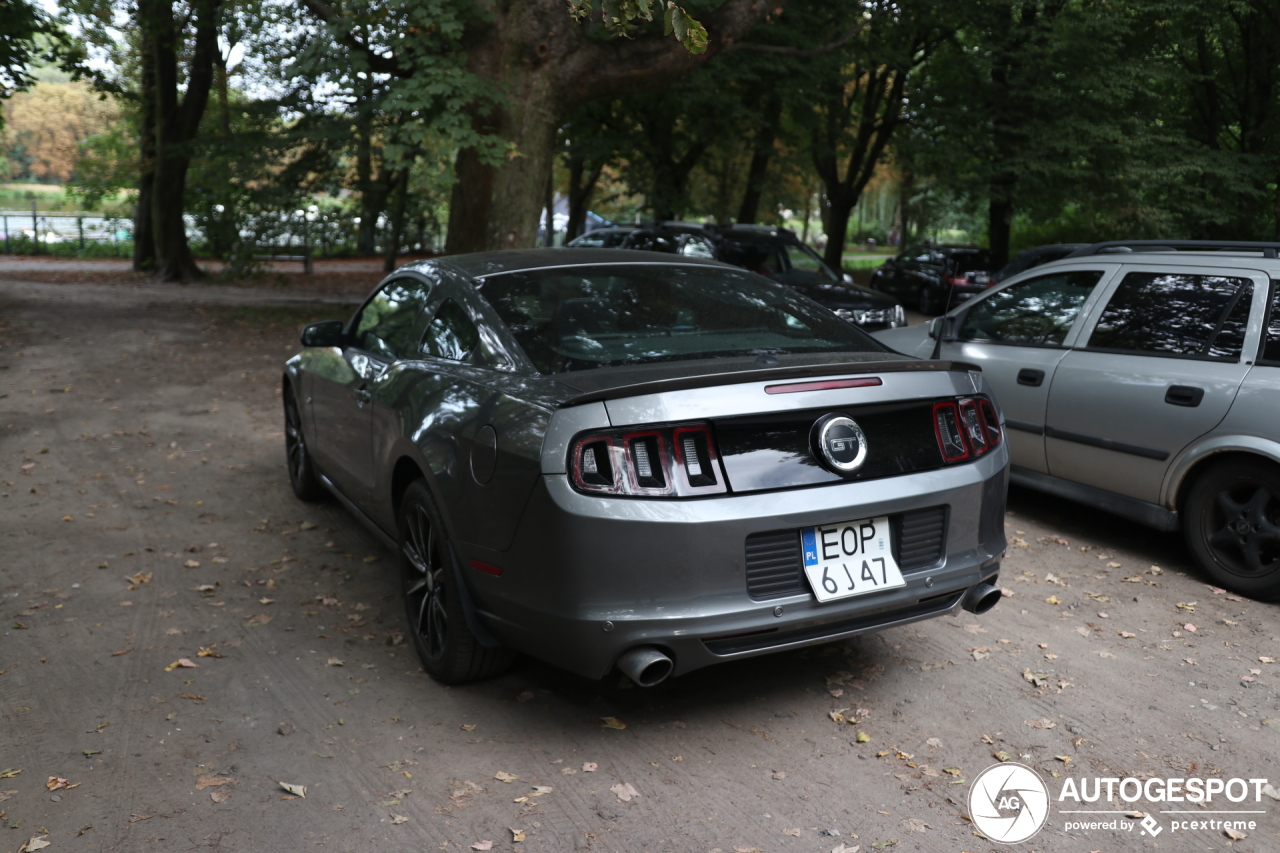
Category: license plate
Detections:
[{"x1": 801, "y1": 516, "x2": 905, "y2": 603}]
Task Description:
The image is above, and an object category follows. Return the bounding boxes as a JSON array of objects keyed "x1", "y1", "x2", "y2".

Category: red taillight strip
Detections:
[
  {"x1": 764, "y1": 377, "x2": 882, "y2": 395},
  {"x1": 470, "y1": 559, "x2": 502, "y2": 576}
]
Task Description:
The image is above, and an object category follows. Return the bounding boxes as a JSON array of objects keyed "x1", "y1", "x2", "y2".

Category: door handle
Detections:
[
  {"x1": 1017, "y1": 368, "x2": 1045, "y2": 387},
  {"x1": 1165, "y1": 385, "x2": 1204, "y2": 407},
  {"x1": 354, "y1": 386, "x2": 372, "y2": 406}
]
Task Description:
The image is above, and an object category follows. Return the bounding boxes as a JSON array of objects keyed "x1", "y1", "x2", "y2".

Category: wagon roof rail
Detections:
[{"x1": 1065, "y1": 240, "x2": 1280, "y2": 259}]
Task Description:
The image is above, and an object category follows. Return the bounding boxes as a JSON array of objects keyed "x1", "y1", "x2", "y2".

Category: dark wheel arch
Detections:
[{"x1": 1182, "y1": 455, "x2": 1280, "y2": 601}]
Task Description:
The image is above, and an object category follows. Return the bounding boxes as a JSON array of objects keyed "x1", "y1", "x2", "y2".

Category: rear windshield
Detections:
[{"x1": 475, "y1": 264, "x2": 886, "y2": 374}]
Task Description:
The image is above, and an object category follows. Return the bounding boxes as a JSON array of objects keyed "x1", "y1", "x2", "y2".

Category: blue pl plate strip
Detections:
[{"x1": 801, "y1": 527, "x2": 818, "y2": 568}]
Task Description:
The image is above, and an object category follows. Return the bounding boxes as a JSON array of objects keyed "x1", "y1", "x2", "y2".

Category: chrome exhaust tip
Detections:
[
  {"x1": 962, "y1": 580, "x2": 1002, "y2": 615},
  {"x1": 616, "y1": 646, "x2": 673, "y2": 687}
]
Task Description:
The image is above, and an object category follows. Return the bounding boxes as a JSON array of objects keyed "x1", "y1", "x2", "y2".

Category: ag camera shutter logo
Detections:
[{"x1": 968, "y1": 762, "x2": 1051, "y2": 843}]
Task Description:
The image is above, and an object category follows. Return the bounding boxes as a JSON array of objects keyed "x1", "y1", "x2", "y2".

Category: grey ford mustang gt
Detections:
[{"x1": 283, "y1": 249, "x2": 1009, "y2": 686}]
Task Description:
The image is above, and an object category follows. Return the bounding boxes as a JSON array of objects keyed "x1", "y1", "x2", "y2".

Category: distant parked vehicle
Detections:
[
  {"x1": 992, "y1": 244, "x2": 1087, "y2": 283},
  {"x1": 620, "y1": 222, "x2": 907, "y2": 332},
  {"x1": 869, "y1": 244, "x2": 997, "y2": 315},
  {"x1": 566, "y1": 225, "x2": 638, "y2": 248},
  {"x1": 874, "y1": 240, "x2": 1280, "y2": 600}
]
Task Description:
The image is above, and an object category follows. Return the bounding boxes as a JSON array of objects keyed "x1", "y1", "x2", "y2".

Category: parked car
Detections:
[
  {"x1": 873, "y1": 240, "x2": 1280, "y2": 599},
  {"x1": 869, "y1": 244, "x2": 997, "y2": 315},
  {"x1": 991, "y1": 244, "x2": 1087, "y2": 283},
  {"x1": 621, "y1": 222, "x2": 907, "y2": 332},
  {"x1": 284, "y1": 248, "x2": 1009, "y2": 686},
  {"x1": 566, "y1": 225, "x2": 638, "y2": 248}
]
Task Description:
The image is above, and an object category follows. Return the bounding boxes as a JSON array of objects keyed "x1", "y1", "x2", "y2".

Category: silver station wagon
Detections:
[
  {"x1": 876, "y1": 241, "x2": 1280, "y2": 600},
  {"x1": 284, "y1": 249, "x2": 1010, "y2": 685}
]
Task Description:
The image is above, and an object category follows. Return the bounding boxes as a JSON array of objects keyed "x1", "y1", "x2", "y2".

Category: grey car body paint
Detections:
[{"x1": 288, "y1": 249, "x2": 1010, "y2": 679}]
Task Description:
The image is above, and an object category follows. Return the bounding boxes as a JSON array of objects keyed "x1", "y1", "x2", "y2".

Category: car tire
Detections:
[
  {"x1": 1183, "y1": 459, "x2": 1280, "y2": 600},
  {"x1": 284, "y1": 388, "x2": 327, "y2": 502},
  {"x1": 398, "y1": 480, "x2": 514, "y2": 683}
]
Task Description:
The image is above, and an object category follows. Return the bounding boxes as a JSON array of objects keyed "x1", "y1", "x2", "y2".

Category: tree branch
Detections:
[{"x1": 295, "y1": 0, "x2": 403, "y2": 76}]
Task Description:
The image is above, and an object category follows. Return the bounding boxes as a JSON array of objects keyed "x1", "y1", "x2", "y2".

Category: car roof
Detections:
[{"x1": 402, "y1": 247, "x2": 737, "y2": 279}]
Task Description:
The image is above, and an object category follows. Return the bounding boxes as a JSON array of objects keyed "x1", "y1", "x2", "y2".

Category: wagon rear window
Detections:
[{"x1": 476, "y1": 264, "x2": 885, "y2": 374}]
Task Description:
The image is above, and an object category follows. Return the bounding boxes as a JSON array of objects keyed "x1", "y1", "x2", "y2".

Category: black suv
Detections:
[
  {"x1": 869, "y1": 244, "x2": 996, "y2": 315},
  {"x1": 621, "y1": 222, "x2": 906, "y2": 331}
]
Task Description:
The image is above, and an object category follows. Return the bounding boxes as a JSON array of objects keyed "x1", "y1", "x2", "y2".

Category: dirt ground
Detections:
[{"x1": 1, "y1": 276, "x2": 1278, "y2": 853}]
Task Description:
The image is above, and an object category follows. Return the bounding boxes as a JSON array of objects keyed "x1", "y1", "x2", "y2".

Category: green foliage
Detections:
[{"x1": 567, "y1": 0, "x2": 710, "y2": 53}]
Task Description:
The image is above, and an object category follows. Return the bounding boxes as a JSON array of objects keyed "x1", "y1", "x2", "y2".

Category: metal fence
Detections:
[{"x1": 0, "y1": 210, "x2": 132, "y2": 252}]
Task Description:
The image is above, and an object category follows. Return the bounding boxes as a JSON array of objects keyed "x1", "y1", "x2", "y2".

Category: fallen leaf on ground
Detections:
[
  {"x1": 510, "y1": 828, "x2": 525, "y2": 842},
  {"x1": 46, "y1": 776, "x2": 70, "y2": 791},
  {"x1": 326, "y1": 657, "x2": 344, "y2": 667},
  {"x1": 1055, "y1": 755, "x2": 1072, "y2": 763},
  {"x1": 246, "y1": 613, "x2": 272, "y2": 626},
  {"x1": 1045, "y1": 595, "x2": 1061, "y2": 605},
  {"x1": 278, "y1": 781, "x2": 306, "y2": 798},
  {"x1": 733, "y1": 847, "x2": 764, "y2": 853},
  {"x1": 180, "y1": 693, "x2": 206, "y2": 702},
  {"x1": 1176, "y1": 601, "x2": 1196, "y2": 612},
  {"x1": 460, "y1": 724, "x2": 476, "y2": 731},
  {"x1": 1119, "y1": 631, "x2": 1135, "y2": 638},
  {"x1": 1261, "y1": 657, "x2": 1277, "y2": 664},
  {"x1": 599, "y1": 716, "x2": 627, "y2": 729},
  {"x1": 1184, "y1": 623, "x2": 1197, "y2": 632},
  {"x1": 362, "y1": 555, "x2": 378, "y2": 563},
  {"x1": 785, "y1": 828, "x2": 803, "y2": 837},
  {"x1": 993, "y1": 750, "x2": 1012, "y2": 762},
  {"x1": 23, "y1": 837, "x2": 51, "y2": 851},
  {"x1": 111, "y1": 649, "x2": 132, "y2": 656},
  {"x1": 391, "y1": 815, "x2": 408, "y2": 825},
  {"x1": 210, "y1": 788, "x2": 231, "y2": 803},
  {"x1": 610, "y1": 782, "x2": 640, "y2": 801},
  {"x1": 902, "y1": 818, "x2": 929, "y2": 833},
  {"x1": 197, "y1": 646, "x2": 222, "y2": 658},
  {"x1": 164, "y1": 658, "x2": 197, "y2": 672},
  {"x1": 195, "y1": 775, "x2": 231, "y2": 790},
  {"x1": 925, "y1": 737, "x2": 943, "y2": 748},
  {"x1": 772, "y1": 770, "x2": 786, "y2": 779},
  {"x1": 184, "y1": 559, "x2": 200, "y2": 568},
  {"x1": 1022, "y1": 669, "x2": 1047, "y2": 687},
  {"x1": 581, "y1": 762, "x2": 597, "y2": 772},
  {"x1": 1224, "y1": 827, "x2": 1247, "y2": 840},
  {"x1": 856, "y1": 732, "x2": 871, "y2": 743},
  {"x1": 470, "y1": 843, "x2": 493, "y2": 851},
  {"x1": 494, "y1": 771, "x2": 518, "y2": 783},
  {"x1": 1208, "y1": 585, "x2": 1226, "y2": 594},
  {"x1": 1026, "y1": 718, "x2": 1057, "y2": 729},
  {"x1": 832, "y1": 845, "x2": 860, "y2": 853}
]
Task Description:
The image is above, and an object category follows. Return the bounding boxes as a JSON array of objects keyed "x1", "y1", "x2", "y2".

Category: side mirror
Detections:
[
  {"x1": 928, "y1": 316, "x2": 957, "y2": 341},
  {"x1": 301, "y1": 320, "x2": 345, "y2": 348}
]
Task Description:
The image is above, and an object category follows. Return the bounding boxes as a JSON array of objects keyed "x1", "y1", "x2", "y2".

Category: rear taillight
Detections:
[
  {"x1": 933, "y1": 396, "x2": 1002, "y2": 464},
  {"x1": 571, "y1": 423, "x2": 726, "y2": 497},
  {"x1": 932, "y1": 401, "x2": 970, "y2": 462},
  {"x1": 946, "y1": 275, "x2": 969, "y2": 286}
]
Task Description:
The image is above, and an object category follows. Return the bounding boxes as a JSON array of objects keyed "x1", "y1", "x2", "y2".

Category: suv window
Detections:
[
  {"x1": 1261, "y1": 281, "x2": 1280, "y2": 365},
  {"x1": 960, "y1": 270, "x2": 1103, "y2": 346},
  {"x1": 353, "y1": 278, "x2": 432, "y2": 360},
  {"x1": 1087, "y1": 272, "x2": 1253, "y2": 360},
  {"x1": 421, "y1": 299, "x2": 481, "y2": 362},
  {"x1": 784, "y1": 244, "x2": 838, "y2": 282}
]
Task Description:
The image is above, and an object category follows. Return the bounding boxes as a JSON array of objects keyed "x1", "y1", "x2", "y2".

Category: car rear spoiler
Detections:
[{"x1": 557, "y1": 360, "x2": 981, "y2": 407}]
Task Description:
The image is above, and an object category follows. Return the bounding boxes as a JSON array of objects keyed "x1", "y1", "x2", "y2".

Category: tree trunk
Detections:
[
  {"x1": 565, "y1": 154, "x2": 604, "y2": 240},
  {"x1": 137, "y1": 0, "x2": 220, "y2": 282},
  {"x1": 821, "y1": 189, "x2": 853, "y2": 272},
  {"x1": 737, "y1": 96, "x2": 782, "y2": 225},
  {"x1": 356, "y1": 124, "x2": 377, "y2": 256},
  {"x1": 133, "y1": 29, "x2": 157, "y2": 272},
  {"x1": 988, "y1": 194, "x2": 1013, "y2": 268},
  {"x1": 542, "y1": 166, "x2": 555, "y2": 247},
  {"x1": 383, "y1": 168, "x2": 409, "y2": 272}
]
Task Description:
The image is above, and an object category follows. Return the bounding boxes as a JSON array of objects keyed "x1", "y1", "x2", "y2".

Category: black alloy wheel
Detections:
[
  {"x1": 397, "y1": 480, "x2": 513, "y2": 683},
  {"x1": 284, "y1": 389, "x2": 327, "y2": 502},
  {"x1": 1184, "y1": 459, "x2": 1280, "y2": 600}
]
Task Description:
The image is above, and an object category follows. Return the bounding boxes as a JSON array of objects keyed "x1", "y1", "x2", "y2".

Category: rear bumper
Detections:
[{"x1": 459, "y1": 446, "x2": 1009, "y2": 679}]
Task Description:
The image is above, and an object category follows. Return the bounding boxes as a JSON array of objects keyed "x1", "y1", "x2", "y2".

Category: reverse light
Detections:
[{"x1": 571, "y1": 423, "x2": 726, "y2": 497}]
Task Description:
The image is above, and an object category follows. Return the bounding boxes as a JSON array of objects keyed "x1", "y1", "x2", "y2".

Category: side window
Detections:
[
  {"x1": 422, "y1": 299, "x2": 481, "y2": 362},
  {"x1": 786, "y1": 244, "x2": 837, "y2": 282},
  {"x1": 1260, "y1": 281, "x2": 1280, "y2": 365},
  {"x1": 1087, "y1": 272, "x2": 1253, "y2": 360},
  {"x1": 353, "y1": 278, "x2": 431, "y2": 360},
  {"x1": 959, "y1": 270, "x2": 1103, "y2": 346}
]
